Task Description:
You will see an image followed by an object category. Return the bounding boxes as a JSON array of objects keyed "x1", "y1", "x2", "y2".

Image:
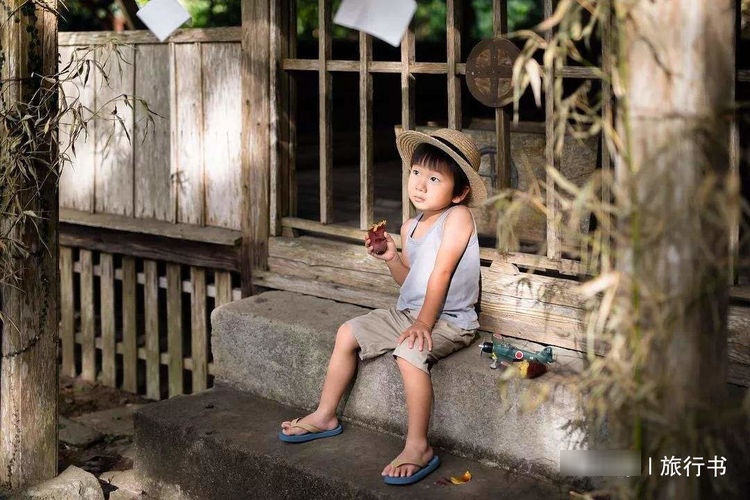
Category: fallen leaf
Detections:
[{"x1": 449, "y1": 470, "x2": 472, "y2": 484}]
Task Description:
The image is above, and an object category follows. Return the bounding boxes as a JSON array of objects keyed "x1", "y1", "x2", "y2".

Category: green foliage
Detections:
[
  {"x1": 294, "y1": 0, "x2": 544, "y2": 41},
  {"x1": 181, "y1": 0, "x2": 241, "y2": 28},
  {"x1": 61, "y1": 1, "x2": 543, "y2": 38},
  {"x1": 471, "y1": 0, "x2": 543, "y2": 38}
]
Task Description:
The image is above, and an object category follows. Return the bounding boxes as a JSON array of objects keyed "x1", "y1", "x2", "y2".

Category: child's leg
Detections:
[
  {"x1": 281, "y1": 322, "x2": 359, "y2": 436},
  {"x1": 381, "y1": 357, "x2": 434, "y2": 478}
]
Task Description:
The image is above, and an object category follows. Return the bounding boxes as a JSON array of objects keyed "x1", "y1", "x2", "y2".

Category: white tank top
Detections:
[{"x1": 396, "y1": 206, "x2": 480, "y2": 330}]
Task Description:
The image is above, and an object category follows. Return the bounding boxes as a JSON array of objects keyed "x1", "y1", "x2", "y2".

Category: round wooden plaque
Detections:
[{"x1": 465, "y1": 38, "x2": 521, "y2": 108}]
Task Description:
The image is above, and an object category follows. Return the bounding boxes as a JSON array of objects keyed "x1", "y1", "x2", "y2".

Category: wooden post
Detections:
[
  {"x1": 400, "y1": 18, "x2": 415, "y2": 224},
  {"x1": 617, "y1": 0, "x2": 735, "y2": 496},
  {"x1": 241, "y1": 0, "x2": 271, "y2": 296},
  {"x1": 0, "y1": 0, "x2": 59, "y2": 488},
  {"x1": 543, "y1": 0, "x2": 560, "y2": 260},
  {"x1": 493, "y1": 0, "x2": 514, "y2": 253}
]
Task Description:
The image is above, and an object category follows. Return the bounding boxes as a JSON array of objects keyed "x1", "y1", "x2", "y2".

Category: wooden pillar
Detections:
[
  {"x1": 0, "y1": 0, "x2": 59, "y2": 488},
  {"x1": 617, "y1": 0, "x2": 735, "y2": 496},
  {"x1": 241, "y1": 0, "x2": 271, "y2": 296},
  {"x1": 492, "y1": 0, "x2": 511, "y2": 191}
]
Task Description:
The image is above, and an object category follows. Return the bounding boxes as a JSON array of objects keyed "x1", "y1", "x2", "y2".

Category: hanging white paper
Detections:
[
  {"x1": 334, "y1": 0, "x2": 417, "y2": 47},
  {"x1": 137, "y1": 0, "x2": 192, "y2": 42}
]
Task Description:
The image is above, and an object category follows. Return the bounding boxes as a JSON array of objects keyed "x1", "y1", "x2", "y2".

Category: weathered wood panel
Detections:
[
  {"x1": 95, "y1": 45, "x2": 135, "y2": 216},
  {"x1": 266, "y1": 235, "x2": 589, "y2": 349},
  {"x1": 59, "y1": 28, "x2": 242, "y2": 46},
  {"x1": 80, "y1": 249, "x2": 96, "y2": 381},
  {"x1": 144, "y1": 260, "x2": 161, "y2": 400},
  {"x1": 59, "y1": 45, "x2": 96, "y2": 212},
  {"x1": 242, "y1": 0, "x2": 272, "y2": 295},
  {"x1": 167, "y1": 263, "x2": 184, "y2": 396},
  {"x1": 446, "y1": 0, "x2": 461, "y2": 129},
  {"x1": 100, "y1": 253, "x2": 116, "y2": 387},
  {"x1": 215, "y1": 271, "x2": 233, "y2": 306},
  {"x1": 60, "y1": 223, "x2": 240, "y2": 271},
  {"x1": 60, "y1": 247, "x2": 76, "y2": 377},
  {"x1": 134, "y1": 44, "x2": 172, "y2": 221},
  {"x1": 61, "y1": 208, "x2": 240, "y2": 244},
  {"x1": 190, "y1": 267, "x2": 208, "y2": 392},
  {"x1": 173, "y1": 43, "x2": 205, "y2": 225},
  {"x1": 400, "y1": 24, "x2": 415, "y2": 224},
  {"x1": 318, "y1": 0, "x2": 332, "y2": 224},
  {"x1": 359, "y1": 32, "x2": 373, "y2": 229},
  {"x1": 203, "y1": 43, "x2": 242, "y2": 229},
  {"x1": 122, "y1": 257, "x2": 138, "y2": 392}
]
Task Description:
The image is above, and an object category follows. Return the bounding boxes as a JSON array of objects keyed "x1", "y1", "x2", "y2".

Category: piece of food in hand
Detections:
[{"x1": 367, "y1": 220, "x2": 388, "y2": 255}]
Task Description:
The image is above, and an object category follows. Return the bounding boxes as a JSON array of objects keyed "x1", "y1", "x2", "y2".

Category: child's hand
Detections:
[
  {"x1": 365, "y1": 232, "x2": 398, "y2": 262},
  {"x1": 397, "y1": 320, "x2": 433, "y2": 352}
]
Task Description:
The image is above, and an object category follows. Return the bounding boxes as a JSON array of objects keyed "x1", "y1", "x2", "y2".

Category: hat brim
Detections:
[{"x1": 396, "y1": 130, "x2": 488, "y2": 207}]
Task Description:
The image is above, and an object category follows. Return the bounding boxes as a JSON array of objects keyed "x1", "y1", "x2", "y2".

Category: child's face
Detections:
[{"x1": 407, "y1": 164, "x2": 467, "y2": 213}]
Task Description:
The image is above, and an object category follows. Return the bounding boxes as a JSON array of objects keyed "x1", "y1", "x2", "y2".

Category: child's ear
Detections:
[{"x1": 452, "y1": 185, "x2": 470, "y2": 204}]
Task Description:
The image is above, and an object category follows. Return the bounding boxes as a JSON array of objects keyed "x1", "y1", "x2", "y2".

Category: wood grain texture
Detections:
[
  {"x1": 134, "y1": 44, "x2": 172, "y2": 221},
  {"x1": 446, "y1": 0, "x2": 462, "y2": 129},
  {"x1": 60, "y1": 247, "x2": 76, "y2": 377},
  {"x1": 122, "y1": 256, "x2": 138, "y2": 392},
  {"x1": 60, "y1": 223, "x2": 240, "y2": 271},
  {"x1": 359, "y1": 32, "x2": 373, "y2": 229},
  {"x1": 214, "y1": 271, "x2": 234, "y2": 307},
  {"x1": 59, "y1": 28, "x2": 242, "y2": 46},
  {"x1": 0, "y1": 2, "x2": 59, "y2": 485},
  {"x1": 59, "y1": 45, "x2": 96, "y2": 212},
  {"x1": 94, "y1": 44, "x2": 135, "y2": 216},
  {"x1": 167, "y1": 263, "x2": 184, "y2": 396},
  {"x1": 203, "y1": 43, "x2": 242, "y2": 229},
  {"x1": 173, "y1": 43, "x2": 205, "y2": 225},
  {"x1": 318, "y1": 0, "x2": 332, "y2": 224},
  {"x1": 144, "y1": 260, "x2": 161, "y2": 400},
  {"x1": 80, "y1": 249, "x2": 96, "y2": 381},
  {"x1": 400, "y1": 25, "x2": 416, "y2": 224},
  {"x1": 241, "y1": 0, "x2": 271, "y2": 295},
  {"x1": 190, "y1": 267, "x2": 208, "y2": 392},
  {"x1": 100, "y1": 252, "x2": 116, "y2": 387}
]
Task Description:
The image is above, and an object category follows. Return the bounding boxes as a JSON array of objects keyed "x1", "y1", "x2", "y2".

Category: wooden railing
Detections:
[{"x1": 59, "y1": 245, "x2": 240, "y2": 400}]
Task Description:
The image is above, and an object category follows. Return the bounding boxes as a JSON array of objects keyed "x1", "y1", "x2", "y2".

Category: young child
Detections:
[{"x1": 279, "y1": 128, "x2": 486, "y2": 485}]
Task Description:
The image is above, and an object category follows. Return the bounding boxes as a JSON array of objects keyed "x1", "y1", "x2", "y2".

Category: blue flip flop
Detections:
[
  {"x1": 383, "y1": 455, "x2": 441, "y2": 485},
  {"x1": 278, "y1": 418, "x2": 343, "y2": 443}
]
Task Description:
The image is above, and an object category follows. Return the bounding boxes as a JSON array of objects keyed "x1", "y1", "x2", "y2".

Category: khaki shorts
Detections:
[{"x1": 346, "y1": 308, "x2": 476, "y2": 374}]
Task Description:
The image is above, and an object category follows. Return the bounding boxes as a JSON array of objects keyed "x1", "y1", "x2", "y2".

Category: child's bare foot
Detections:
[
  {"x1": 381, "y1": 443, "x2": 433, "y2": 478},
  {"x1": 280, "y1": 411, "x2": 338, "y2": 437}
]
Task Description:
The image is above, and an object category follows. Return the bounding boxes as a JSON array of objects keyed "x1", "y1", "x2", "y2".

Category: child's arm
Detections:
[
  {"x1": 397, "y1": 206, "x2": 474, "y2": 352},
  {"x1": 364, "y1": 219, "x2": 412, "y2": 285}
]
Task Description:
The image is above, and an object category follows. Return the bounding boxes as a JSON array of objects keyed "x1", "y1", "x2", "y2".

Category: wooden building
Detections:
[{"x1": 56, "y1": 0, "x2": 750, "y2": 400}]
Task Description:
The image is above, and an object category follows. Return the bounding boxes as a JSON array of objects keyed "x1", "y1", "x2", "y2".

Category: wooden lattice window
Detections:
[{"x1": 271, "y1": 0, "x2": 606, "y2": 276}]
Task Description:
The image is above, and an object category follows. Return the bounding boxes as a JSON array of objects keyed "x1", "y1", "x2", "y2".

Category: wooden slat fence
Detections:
[{"x1": 59, "y1": 245, "x2": 240, "y2": 400}]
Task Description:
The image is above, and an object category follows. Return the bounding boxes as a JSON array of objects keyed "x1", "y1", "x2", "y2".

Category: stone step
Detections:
[
  {"x1": 210, "y1": 291, "x2": 587, "y2": 478},
  {"x1": 134, "y1": 385, "x2": 569, "y2": 499}
]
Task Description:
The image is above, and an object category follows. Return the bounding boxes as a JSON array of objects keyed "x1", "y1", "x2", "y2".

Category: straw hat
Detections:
[{"x1": 396, "y1": 128, "x2": 487, "y2": 207}]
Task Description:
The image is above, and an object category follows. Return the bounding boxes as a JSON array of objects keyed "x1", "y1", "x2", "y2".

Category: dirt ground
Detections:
[
  {"x1": 59, "y1": 376, "x2": 152, "y2": 492},
  {"x1": 59, "y1": 375, "x2": 150, "y2": 418}
]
